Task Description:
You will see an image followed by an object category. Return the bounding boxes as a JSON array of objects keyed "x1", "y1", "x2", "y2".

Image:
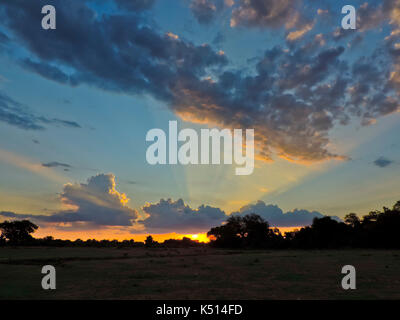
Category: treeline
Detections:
[
  {"x1": 1, "y1": 200, "x2": 400, "y2": 249},
  {"x1": 0, "y1": 221, "x2": 205, "y2": 248},
  {"x1": 208, "y1": 200, "x2": 400, "y2": 249}
]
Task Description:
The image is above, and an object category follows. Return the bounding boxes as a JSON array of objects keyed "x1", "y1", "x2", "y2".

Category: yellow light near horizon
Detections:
[
  {"x1": 186, "y1": 233, "x2": 210, "y2": 243},
  {"x1": 33, "y1": 226, "x2": 212, "y2": 243}
]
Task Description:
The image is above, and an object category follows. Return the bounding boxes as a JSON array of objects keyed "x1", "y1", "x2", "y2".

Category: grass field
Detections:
[{"x1": 0, "y1": 247, "x2": 399, "y2": 299}]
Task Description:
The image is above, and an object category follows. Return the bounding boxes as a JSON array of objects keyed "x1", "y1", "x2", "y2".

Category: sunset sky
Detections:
[{"x1": 1, "y1": 0, "x2": 400, "y2": 241}]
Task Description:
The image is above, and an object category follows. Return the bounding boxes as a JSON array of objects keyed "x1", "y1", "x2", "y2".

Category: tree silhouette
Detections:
[
  {"x1": 0, "y1": 220, "x2": 38, "y2": 244},
  {"x1": 344, "y1": 213, "x2": 360, "y2": 228},
  {"x1": 207, "y1": 215, "x2": 246, "y2": 248},
  {"x1": 145, "y1": 235, "x2": 157, "y2": 247},
  {"x1": 207, "y1": 213, "x2": 284, "y2": 248},
  {"x1": 242, "y1": 214, "x2": 270, "y2": 247}
]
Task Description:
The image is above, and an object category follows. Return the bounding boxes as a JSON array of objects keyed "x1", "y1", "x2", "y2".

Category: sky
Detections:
[{"x1": 1, "y1": 0, "x2": 400, "y2": 241}]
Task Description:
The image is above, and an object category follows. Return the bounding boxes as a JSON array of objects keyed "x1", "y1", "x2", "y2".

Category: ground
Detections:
[{"x1": 0, "y1": 247, "x2": 399, "y2": 299}]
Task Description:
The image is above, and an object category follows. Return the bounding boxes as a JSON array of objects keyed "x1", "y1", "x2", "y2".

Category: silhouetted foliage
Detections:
[
  {"x1": 208, "y1": 200, "x2": 400, "y2": 249},
  {"x1": 344, "y1": 213, "x2": 361, "y2": 228},
  {"x1": 163, "y1": 237, "x2": 204, "y2": 248},
  {"x1": 207, "y1": 213, "x2": 286, "y2": 248},
  {"x1": 0, "y1": 220, "x2": 38, "y2": 244},
  {"x1": 3, "y1": 200, "x2": 400, "y2": 249},
  {"x1": 290, "y1": 217, "x2": 351, "y2": 249},
  {"x1": 0, "y1": 234, "x2": 5, "y2": 245},
  {"x1": 145, "y1": 235, "x2": 158, "y2": 248}
]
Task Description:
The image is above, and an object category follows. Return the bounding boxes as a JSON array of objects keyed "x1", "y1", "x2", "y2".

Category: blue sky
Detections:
[{"x1": 1, "y1": 0, "x2": 400, "y2": 240}]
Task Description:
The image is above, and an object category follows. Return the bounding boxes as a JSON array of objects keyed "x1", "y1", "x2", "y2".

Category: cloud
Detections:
[
  {"x1": 230, "y1": 0, "x2": 309, "y2": 29},
  {"x1": 1, "y1": 0, "x2": 400, "y2": 164},
  {"x1": 190, "y1": 0, "x2": 225, "y2": 25},
  {"x1": 0, "y1": 91, "x2": 45, "y2": 130},
  {"x1": 1, "y1": 183, "x2": 342, "y2": 231},
  {"x1": 0, "y1": 31, "x2": 10, "y2": 43},
  {"x1": 37, "y1": 117, "x2": 81, "y2": 129},
  {"x1": 140, "y1": 198, "x2": 342, "y2": 232},
  {"x1": 42, "y1": 161, "x2": 71, "y2": 169},
  {"x1": 170, "y1": 45, "x2": 351, "y2": 162},
  {"x1": 0, "y1": 0, "x2": 227, "y2": 99},
  {"x1": 0, "y1": 148, "x2": 67, "y2": 183},
  {"x1": 232, "y1": 200, "x2": 341, "y2": 227},
  {"x1": 141, "y1": 198, "x2": 227, "y2": 233},
  {"x1": 286, "y1": 22, "x2": 314, "y2": 41},
  {"x1": 21, "y1": 59, "x2": 77, "y2": 86},
  {"x1": 0, "y1": 91, "x2": 81, "y2": 130},
  {"x1": 114, "y1": 0, "x2": 156, "y2": 11},
  {"x1": 373, "y1": 156, "x2": 393, "y2": 168},
  {"x1": 212, "y1": 31, "x2": 225, "y2": 47},
  {"x1": 0, "y1": 174, "x2": 138, "y2": 226}
]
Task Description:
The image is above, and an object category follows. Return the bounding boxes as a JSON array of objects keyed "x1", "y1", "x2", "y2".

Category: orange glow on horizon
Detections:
[
  {"x1": 32, "y1": 226, "x2": 302, "y2": 243},
  {"x1": 33, "y1": 227, "x2": 211, "y2": 243},
  {"x1": 185, "y1": 233, "x2": 210, "y2": 243}
]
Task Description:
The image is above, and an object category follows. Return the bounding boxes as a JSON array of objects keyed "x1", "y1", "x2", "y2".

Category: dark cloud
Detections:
[
  {"x1": 140, "y1": 198, "x2": 342, "y2": 232},
  {"x1": 42, "y1": 161, "x2": 71, "y2": 169},
  {"x1": 212, "y1": 31, "x2": 225, "y2": 47},
  {"x1": 0, "y1": 31, "x2": 10, "y2": 43},
  {"x1": 141, "y1": 198, "x2": 227, "y2": 233},
  {"x1": 373, "y1": 157, "x2": 393, "y2": 168},
  {"x1": 232, "y1": 200, "x2": 341, "y2": 227},
  {"x1": 1, "y1": 0, "x2": 227, "y2": 104},
  {"x1": 357, "y1": 2, "x2": 387, "y2": 32},
  {"x1": 190, "y1": 0, "x2": 226, "y2": 25},
  {"x1": 230, "y1": 0, "x2": 310, "y2": 30},
  {"x1": 38, "y1": 117, "x2": 81, "y2": 129},
  {"x1": 169, "y1": 45, "x2": 351, "y2": 162},
  {"x1": 331, "y1": 2, "x2": 385, "y2": 43},
  {"x1": 125, "y1": 180, "x2": 137, "y2": 185},
  {"x1": 0, "y1": 91, "x2": 45, "y2": 130},
  {"x1": 1, "y1": 182, "x2": 341, "y2": 230},
  {"x1": 1, "y1": 0, "x2": 400, "y2": 163},
  {"x1": 21, "y1": 59, "x2": 77, "y2": 86},
  {"x1": 0, "y1": 174, "x2": 138, "y2": 227},
  {"x1": 0, "y1": 91, "x2": 81, "y2": 130},
  {"x1": 114, "y1": 0, "x2": 156, "y2": 11}
]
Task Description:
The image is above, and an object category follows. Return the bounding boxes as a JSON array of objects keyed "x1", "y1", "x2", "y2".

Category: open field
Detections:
[{"x1": 0, "y1": 247, "x2": 399, "y2": 299}]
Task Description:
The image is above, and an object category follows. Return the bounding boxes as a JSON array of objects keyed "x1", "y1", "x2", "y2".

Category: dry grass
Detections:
[{"x1": 0, "y1": 247, "x2": 399, "y2": 299}]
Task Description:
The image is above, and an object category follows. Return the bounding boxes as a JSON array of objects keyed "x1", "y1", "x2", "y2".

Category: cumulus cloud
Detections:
[
  {"x1": 141, "y1": 198, "x2": 227, "y2": 233},
  {"x1": 1, "y1": 186, "x2": 342, "y2": 231},
  {"x1": 232, "y1": 200, "x2": 341, "y2": 227},
  {"x1": 373, "y1": 156, "x2": 393, "y2": 168},
  {"x1": 140, "y1": 198, "x2": 342, "y2": 232},
  {"x1": 0, "y1": 174, "x2": 138, "y2": 226},
  {"x1": 0, "y1": 91, "x2": 81, "y2": 130}
]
